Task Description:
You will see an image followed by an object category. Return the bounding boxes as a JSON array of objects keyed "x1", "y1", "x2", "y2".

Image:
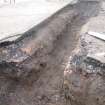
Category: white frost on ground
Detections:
[{"x1": 0, "y1": 0, "x2": 74, "y2": 42}]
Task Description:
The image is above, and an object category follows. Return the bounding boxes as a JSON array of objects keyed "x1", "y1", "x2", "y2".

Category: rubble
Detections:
[
  {"x1": 70, "y1": 32, "x2": 105, "y2": 74},
  {"x1": 64, "y1": 32, "x2": 105, "y2": 105}
]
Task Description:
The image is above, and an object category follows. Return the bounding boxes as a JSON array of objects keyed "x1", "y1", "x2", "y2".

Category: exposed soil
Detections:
[{"x1": 0, "y1": 0, "x2": 101, "y2": 105}]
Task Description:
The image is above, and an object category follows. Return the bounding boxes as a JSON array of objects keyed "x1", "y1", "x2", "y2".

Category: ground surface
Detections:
[
  {"x1": 0, "y1": 0, "x2": 104, "y2": 105},
  {"x1": 0, "y1": 0, "x2": 72, "y2": 42}
]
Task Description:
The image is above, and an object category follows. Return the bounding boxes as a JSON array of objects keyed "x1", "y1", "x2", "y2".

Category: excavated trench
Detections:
[{"x1": 0, "y1": 1, "x2": 100, "y2": 105}]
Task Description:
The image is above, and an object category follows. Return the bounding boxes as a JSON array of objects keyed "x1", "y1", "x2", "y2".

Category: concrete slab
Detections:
[{"x1": 0, "y1": 0, "x2": 74, "y2": 42}]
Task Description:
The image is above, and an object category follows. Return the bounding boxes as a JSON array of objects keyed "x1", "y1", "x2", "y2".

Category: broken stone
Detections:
[
  {"x1": 64, "y1": 31, "x2": 105, "y2": 105},
  {"x1": 69, "y1": 32, "x2": 105, "y2": 74}
]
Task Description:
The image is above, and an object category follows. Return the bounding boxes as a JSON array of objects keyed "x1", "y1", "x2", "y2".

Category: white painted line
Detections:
[{"x1": 88, "y1": 31, "x2": 105, "y2": 41}]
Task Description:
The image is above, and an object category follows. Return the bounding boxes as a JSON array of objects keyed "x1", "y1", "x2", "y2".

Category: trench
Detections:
[{"x1": 0, "y1": 1, "x2": 100, "y2": 105}]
